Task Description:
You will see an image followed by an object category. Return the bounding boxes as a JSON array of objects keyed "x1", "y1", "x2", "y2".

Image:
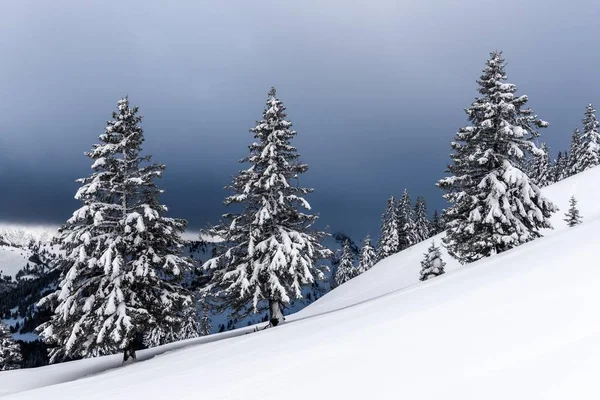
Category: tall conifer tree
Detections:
[
  {"x1": 397, "y1": 189, "x2": 416, "y2": 250},
  {"x1": 377, "y1": 196, "x2": 400, "y2": 261},
  {"x1": 572, "y1": 104, "x2": 600, "y2": 172},
  {"x1": 567, "y1": 128, "x2": 582, "y2": 176},
  {"x1": 552, "y1": 151, "x2": 568, "y2": 183},
  {"x1": 438, "y1": 51, "x2": 556, "y2": 264},
  {"x1": 413, "y1": 197, "x2": 431, "y2": 243},
  {"x1": 531, "y1": 143, "x2": 551, "y2": 187},
  {"x1": 357, "y1": 235, "x2": 376, "y2": 274},
  {"x1": 39, "y1": 98, "x2": 196, "y2": 363},
  {"x1": 334, "y1": 241, "x2": 357, "y2": 287},
  {"x1": 202, "y1": 88, "x2": 330, "y2": 326},
  {"x1": 430, "y1": 209, "x2": 444, "y2": 236}
]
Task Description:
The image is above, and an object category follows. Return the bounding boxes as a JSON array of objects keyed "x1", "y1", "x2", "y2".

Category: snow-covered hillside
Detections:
[
  {"x1": 0, "y1": 224, "x2": 57, "y2": 278},
  {"x1": 296, "y1": 165, "x2": 600, "y2": 318},
  {"x1": 0, "y1": 246, "x2": 33, "y2": 279},
  {"x1": 0, "y1": 224, "x2": 57, "y2": 248},
  {"x1": 2, "y1": 168, "x2": 600, "y2": 399}
]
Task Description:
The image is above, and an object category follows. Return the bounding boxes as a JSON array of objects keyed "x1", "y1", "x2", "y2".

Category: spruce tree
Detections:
[
  {"x1": 413, "y1": 196, "x2": 431, "y2": 243},
  {"x1": 552, "y1": 151, "x2": 568, "y2": 183},
  {"x1": 438, "y1": 51, "x2": 557, "y2": 264},
  {"x1": 201, "y1": 88, "x2": 331, "y2": 327},
  {"x1": 397, "y1": 189, "x2": 416, "y2": 250},
  {"x1": 522, "y1": 153, "x2": 536, "y2": 180},
  {"x1": 200, "y1": 303, "x2": 212, "y2": 336},
  {"x1": 430, "y1": 209, "x2": 444, "y2": 236},
  {"x1": 567, "y1": 128, "x2": 582, "y2": 176},
  {"x1": 419, "y1": 241, "x2": 446, "y2": 281},
  {"x1": 377, "y1": 196, "x2": 400, "y2": 261},
  {"x1": 573, "y1": 103, "x2": 600, "y2": 172},
  {"x1": 39, "y1": 97, "x2": 196, "y2": 363},
  {"x1": 357, "y1": 235, "x2": 376, "y2": 274},
  {"x1": 564, "y1": 196, "x2": 583, "y2": 227},
  {"x1": 334, "y1": 241, "x2": 357, "y2": 287},
  {"x1": 531, "y1": 143, "x2": 551, "y2": 187},
  {"x1": 0, "y1": 322, "x2": 21, "y2": 370}
]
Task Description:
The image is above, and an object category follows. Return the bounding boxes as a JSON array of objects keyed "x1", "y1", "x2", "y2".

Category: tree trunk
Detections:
[{"x1": 268, "y1": 299, "x2": 284, "y2": 327}]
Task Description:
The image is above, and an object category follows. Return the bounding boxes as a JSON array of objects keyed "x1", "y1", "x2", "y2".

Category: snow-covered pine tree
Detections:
[
  {"x1": 413, "y1": 197, "x2": 431, "y2": 243},
  {"x1": 419, "y1": 241, "x2": 446, "y2": 281},
  {"x1": 430, "y1": 209, "x2": 444, "y2": 236},
  {"x1": 357, "y1": 235, "x2": 376, "y2": 274},
  {"x1": 397, "y1": 189, "x2": 416, "y2": 250},
  {"x1": 564, "y1": 196, "x2": 583, "y2": 227},
  {"x1": 201, "y1": 88, "x2": 331, "y2": 327},
  {"x1": 199, "y1": 303, "x2": 212, "y2": 336},
  {"x1": 377, "y1": 196, "x2": 400, "y2": 261},
  {"x1": 0, "y1": 322, "x2": 21, "y2": 370},
  {"x1": 552, "y1": 151, "x2": 568, "y2": 183},
  {"x1": 567, "y1": 128, "x2": 582, "y2": 177},
  {"x1": 438, "y1": 51, "x2": 557, "y2": 264},
  {"x1": 531, "y1": 143, "x2": 551, "y2": 187},
  {"x1": 334, "y1": 241, "x2": 357, "y2": 287},
  {"x1": 522, "y1": 152, "x2": 536, "y2": 180},
  {"x1": 572, "y1": 104, "x2": 600, "y2": 173},
  {"x1": 39, "y1": 97, "x2": 196, "y2": 363}
]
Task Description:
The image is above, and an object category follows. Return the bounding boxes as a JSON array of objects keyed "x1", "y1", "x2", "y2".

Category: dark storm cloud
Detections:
[{"x1": 1, "y1": 0, "x2": 599, "y2": 240}]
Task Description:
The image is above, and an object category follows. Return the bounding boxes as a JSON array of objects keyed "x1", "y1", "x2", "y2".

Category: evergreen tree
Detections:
[
  {"x1": 334, "y1": 241, "x2": 357, "y2": 287},
  {"x1": 357, "y1": 235, "x2": 376, "y2": 274},
  {"x1": 572, "y1": 104, "x2": 600, "y2": 173},
  {"x1": 377, "y1": 196, "x2": 400, "y2": 261},
  {"x1": 531, "y1": 143, "x2": 551, "y2": 187},
  {"x1": 552, "y1": 151, "x2": 568, "y2": 183},
  {"x1": 430, "y1": 209, "x2": 444, "y2": 236},
  {"x1": 563, "y1": 196, "x2": 583, "y2": 227},
  {"x1": 39, "y1": 97, "x2": 196, "y2": 363},
  {"x1": 522, "y1": 152, "x2": 536, "y2": 180},
  {"x1": 419, "y1": 241, "x2": 446, "y2": 281},
  {"x1": 201, "y1": 88, "x2": 331, "y2": 327},
  {"x1": 199, "y1": 303, "x2": 212, "y2": 336},
  {"x1": 0, "y1": 322, "x2": 21, "y2": 370},
  {"x1": 332, "y1": 232, "x2": 360, "y2": 258},
  {"x1": 413, "y1": 197, "x2": 431, "y2": 243},
  {"x1": 438, "y1": 51, "x2": 557, "y2": 264},
  {"x1": 397, "y1": 189, "x2": 416, "y2": 250},
  {"x1": 567, "y1": 128, "x2": 582, "y2": 176}
]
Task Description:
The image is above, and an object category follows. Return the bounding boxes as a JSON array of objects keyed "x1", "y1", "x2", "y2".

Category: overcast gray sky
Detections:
[{"x1": 1, "y1": 0, "x2": 599, "y2": 240}]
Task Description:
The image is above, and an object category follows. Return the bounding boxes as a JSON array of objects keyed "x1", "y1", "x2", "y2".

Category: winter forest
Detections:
[{"x1": 1, "y1": 49, "x2": 596, "y2": 373}]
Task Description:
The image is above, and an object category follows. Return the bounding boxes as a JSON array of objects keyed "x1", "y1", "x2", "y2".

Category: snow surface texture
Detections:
[{"x1": 2, "y1": 167, "x2": 600, "y2": 399}]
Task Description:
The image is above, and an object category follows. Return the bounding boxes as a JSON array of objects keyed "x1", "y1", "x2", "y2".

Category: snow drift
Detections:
[{"x1": 2, "y1": 167, "x2": 600, "y2": 399}]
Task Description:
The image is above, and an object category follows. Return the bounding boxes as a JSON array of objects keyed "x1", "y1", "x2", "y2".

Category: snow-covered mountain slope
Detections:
[
  {"x1": 0, "y1": 224, "x2": 57, "y2": 248},
  {"x1": 296, "y1": 165, "x2": 600, "y2": 318},
  {"x1": 0, "y1": 246, "x2": 33, "y2": 279},
  {"x1": 0, "y1": 224, "x2": 58, "y2": 278},
  {"x1": 2, "y1": 167, "x2": 600, "y2": 399}
]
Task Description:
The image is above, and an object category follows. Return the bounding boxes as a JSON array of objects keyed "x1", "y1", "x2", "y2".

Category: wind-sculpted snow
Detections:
[{"x1": 2, "y1": 167, "x2": 600, "y2": 399}]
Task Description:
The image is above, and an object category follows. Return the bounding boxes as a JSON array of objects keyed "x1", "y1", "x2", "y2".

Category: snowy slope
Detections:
[
  {"x1": 0, "y1": 246, "x2": 32, "y2": 278},
  {"x1": 296, "y1": 166, "x2": 600, "y2": 318},
  {"x1": 0, "y1": 224, "x2": 58, "y2": 278},
  {"x1": 2, "y1": 167, "x2": 600, "y2": 399},
  {"x1": 0, "y1": 224, "x2": 57, "y2": 248}
]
